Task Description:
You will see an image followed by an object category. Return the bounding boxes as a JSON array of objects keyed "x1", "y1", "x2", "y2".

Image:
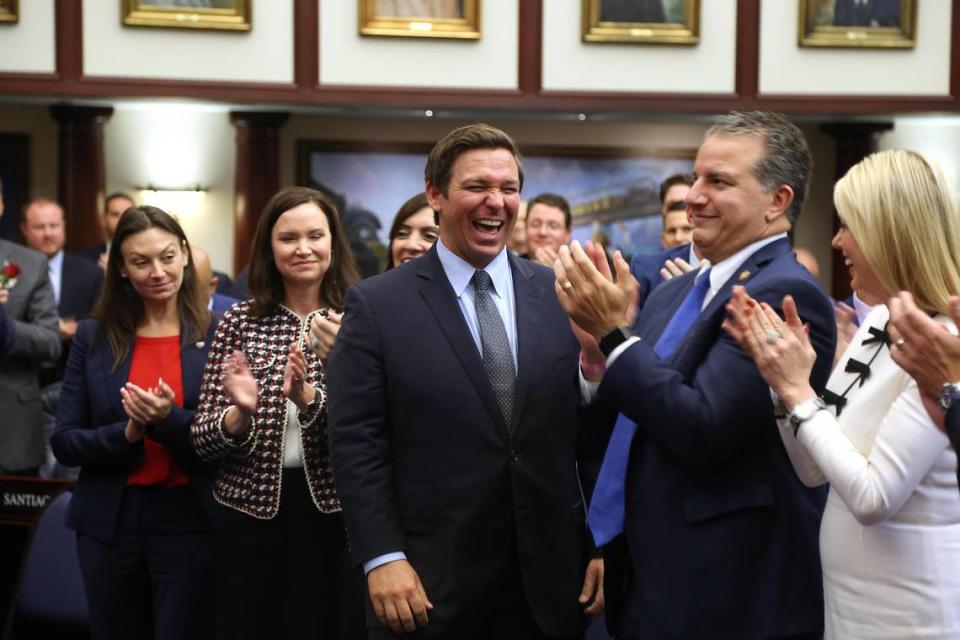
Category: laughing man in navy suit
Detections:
[
  {"x1": 328, "y1": 123, "x2": 603, "y2": 639},
  {"x1": 556, "y1": 111, "x2": 836, "y2": 639}
]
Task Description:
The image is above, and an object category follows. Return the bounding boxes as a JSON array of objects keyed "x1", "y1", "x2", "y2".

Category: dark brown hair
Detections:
[
  {"x1": 386, "y1": 193, "x2": 435, "y2": 270},
  {"x1": 247, "y1": 187, "x2": 359, "y2": 317},
  {"x1": 93, "y1": 205, "x2": 210, "y2": 370},
  {"x1": 527, "y1": 192, "x2": 572, "y2": 230},
  {"x1": 658, "y1": 173, "x2": 695, "y2": 206},
  {"x1": 424, "y1": 123, "x2": 524, "y2": 196}
]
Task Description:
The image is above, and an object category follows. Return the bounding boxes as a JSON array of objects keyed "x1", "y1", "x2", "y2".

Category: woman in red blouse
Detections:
[
  {"x1": 52, "y1": 206, "x2": 219, "y2": 639},
  {"x1": 192, "y1": 187, "x2": 364, "y2": 639}
]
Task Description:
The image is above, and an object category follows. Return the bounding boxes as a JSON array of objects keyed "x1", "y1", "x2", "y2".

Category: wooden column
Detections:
[
  {"x1": 820, "y1": 122, "x2": 894, "y2": 300},
  {"x1": 230, "y1": 111, "x2": 289, "y2": 274},
  {"x1": 50, "y1": 105, "x2": 113, "y2": 253}
]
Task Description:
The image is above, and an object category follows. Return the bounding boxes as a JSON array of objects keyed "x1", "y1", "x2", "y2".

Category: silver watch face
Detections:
[{"x1": 938, "y1": 384, "x2": 960, "y2": 411}]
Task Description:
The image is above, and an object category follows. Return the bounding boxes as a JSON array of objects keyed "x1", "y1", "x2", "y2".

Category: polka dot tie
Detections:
[{"x1": 473, "y1": 270, "x2": 516, "y2": 431}]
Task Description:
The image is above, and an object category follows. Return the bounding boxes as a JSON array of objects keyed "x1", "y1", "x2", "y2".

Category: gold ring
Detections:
[{"x1": 562, "y1": 281, "x2": 574, "y2": 290}]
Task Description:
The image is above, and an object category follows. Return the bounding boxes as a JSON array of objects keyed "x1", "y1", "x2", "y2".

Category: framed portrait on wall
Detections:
[
  {"x1": 582, "y1": 0, "x2": 699, "y2": 45},
  {"x1": 122, "y1": 0, "x2": 251, "y2": 32},
  {"x1": 0, "y1": 0, "x2": 17, "y2": 24},
  {"x1": 296, "y1": 139, "x2": 694, "y2": 277},
  {"x1": 799, "y1": 0, "x2": 916, "y2": 48},
  {"x1": 359, "y1": 0, "x2": 481, "y2": 40}
]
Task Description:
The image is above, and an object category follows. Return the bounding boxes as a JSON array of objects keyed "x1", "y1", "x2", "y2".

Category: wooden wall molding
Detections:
[
  {"x1": 230, "y1": 110, "x2": 289, "y2": 273},
  {"x1": 0, "y1": 0, "x2": 954, "y2": 116},
  {"x1": 50, "y1": 104, "x2": 113, "y2": 253}
]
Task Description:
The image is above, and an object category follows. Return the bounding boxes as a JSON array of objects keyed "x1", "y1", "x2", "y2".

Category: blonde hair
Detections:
[{"x1": 834, "y1": 149, "x2": 960, "y2": 314}]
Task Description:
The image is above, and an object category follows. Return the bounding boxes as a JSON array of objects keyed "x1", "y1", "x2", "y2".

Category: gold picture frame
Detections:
[
  {"x1": 359, "y1": 0, "x2": 480, "y2": 40},
  {"x1": 0, "y1": 0, "x2": 18, "y2": 24},
  {"x1": 122, "y1": 0, "x2": 251, "y2": 32},
  {"x1": 799, "y1": 0, "x2": 915, "y2": 48},
  {"x1": 582, "y1": 0, "x2": 699, "y2": 45}
]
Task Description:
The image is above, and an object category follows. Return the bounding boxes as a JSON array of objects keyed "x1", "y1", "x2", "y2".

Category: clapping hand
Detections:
[
  {"x1": 222, "y1": 351, "x2": 258, "y2": 437},
  {"x1": 283, "y1": 342, "x2": 316, "y2": 411},
  {"x1": 554, "y1": 240, "x2": 638, "y2": 339},
  {"x1": 308, "y1": 311, "x2": 342, "y2": 362},
  {"x1": 722, "y1": 286, "x2": 818, "y2": 408}
]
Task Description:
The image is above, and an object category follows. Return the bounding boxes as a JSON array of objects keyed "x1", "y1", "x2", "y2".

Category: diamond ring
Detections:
[
  {"x1": 764, "y1": 330, "x2": 782, "y2": 344},
  {"x1": 562, "y1": 281, "x2": 574, "y2": 291}
]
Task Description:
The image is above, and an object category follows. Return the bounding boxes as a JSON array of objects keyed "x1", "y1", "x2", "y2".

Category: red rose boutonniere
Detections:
[{"x1": 0, "y1": 261, "x2": 21, "y2": 290}]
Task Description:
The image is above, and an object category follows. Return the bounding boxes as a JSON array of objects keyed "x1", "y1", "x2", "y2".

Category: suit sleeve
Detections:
[
  {"x1": 0, "y1": 304, "x2": 14, "y2": 358},
  {"x1": 795, "y1": 375, "x2": 949, "y2": 525},
  {"x1": 50, "y1": 322, "x2": 143, "y2": 468},
  {"x1": 601, "y1": 277, "x2": 835, "y2": 473},
  {"x1": 9, "y1": 262, "x2": 60, "y2": 364},
  {"x1": 327, "y1": 285, "x2": 404, "y2": 565}
]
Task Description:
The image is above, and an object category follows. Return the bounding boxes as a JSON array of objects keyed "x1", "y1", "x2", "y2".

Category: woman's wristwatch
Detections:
[
  {"x1": 937, "y1": 383, "x2": 960, "y2": 412},
  {"x1": 788, "y1": 397, "x2": 827, "y2": 437}
]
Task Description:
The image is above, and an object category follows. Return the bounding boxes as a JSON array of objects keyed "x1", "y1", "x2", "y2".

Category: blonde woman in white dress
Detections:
[{"x1": 724, "y1": 149, "x2": 960, "y2": 639}]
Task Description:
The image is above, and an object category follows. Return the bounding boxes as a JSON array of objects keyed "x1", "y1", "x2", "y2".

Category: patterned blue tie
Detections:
[{"x1": 587, "y1": 267, "x2": 712, "y2": 546}]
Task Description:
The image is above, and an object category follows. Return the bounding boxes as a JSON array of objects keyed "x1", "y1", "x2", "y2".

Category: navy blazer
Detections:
[
  {"x1": 600, "y1": 238, "x2": 835, "y2": 639},
  {"x1": 59, "y1": 252, "x2": 103, "y2": 320},
  {"x1": 51, "y1": 318, "x2": 219, "y2": 544},
  {"x1": 328, "y1": 246, "x2": 599, "y2": 638},
  {"x1": 629, "y1": 243, "x2": 691, "y2": 317}
]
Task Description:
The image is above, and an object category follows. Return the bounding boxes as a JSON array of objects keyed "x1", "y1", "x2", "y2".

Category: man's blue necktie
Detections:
[{"x1": 587, "y1": 267, "x2": 712, "y2": 546}]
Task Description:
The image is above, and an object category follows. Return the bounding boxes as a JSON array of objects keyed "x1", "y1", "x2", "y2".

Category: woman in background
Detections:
[
  {"x1": 310, "y1": 192, "x2": 438, "y2": 359},
  {"x1": 191, "y1": 186, "x2": 364, "y2": 639},
  {"x1": 52, "y1": 206, "x2": 218, "y2": 640},
  {"x1": 724, "y1": 149, "x2": 960, "y2": 638},
  {"x1": 385, "y1": 192, "x2": 439, "y2": 269}
]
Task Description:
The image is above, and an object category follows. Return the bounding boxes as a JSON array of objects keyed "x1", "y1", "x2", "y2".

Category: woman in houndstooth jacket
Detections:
[{"x1": 192, "y1": 187, "x2": 364, "y2": 640}]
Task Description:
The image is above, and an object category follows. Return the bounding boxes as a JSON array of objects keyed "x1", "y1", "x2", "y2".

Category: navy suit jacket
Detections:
[
  {"x1": 600, "y1": 238, "x2": 835, "y2": 639},
  {"x1": 51, "y1": 318, "x2": 219, "y2": 544},
  {"x1": 210, "y1": 292, "x2": 238, "y2": 314},
  {"x1": 947, "y1": 405, "x2": 960, "y2": 491},
  {"x1": 328, "y1": 246, "x2": 598, "y2": 637},
  {"x1": 59, "y1": 252, "x2": 103, "y2": 320},
  {"x1": 629, "y1": 243, "x2": 691, "y2": 317}
]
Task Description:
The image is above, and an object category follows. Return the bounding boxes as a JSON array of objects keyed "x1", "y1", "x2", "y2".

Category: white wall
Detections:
[
  {"x1": 319, "y1": 0, "x2": 518, "y2": 89},
  {"x1": 760, "y1": 0, "x2": 952, "y2": 96},
  {"x1": 83, "y1": 0, "x2": 293, "y2": 83},
  {"x1": 541, "y1": 0, "x2": 737, "y2": 93},
  {"x1": 103, "y1": 104, "x2": 236, "y2": 276},
  {"x1": 0, "y1": 0, "x2": 56, "y2": 74},
  {"x1": 880, "y1": 117, "x2": 960, "y2": 189}
]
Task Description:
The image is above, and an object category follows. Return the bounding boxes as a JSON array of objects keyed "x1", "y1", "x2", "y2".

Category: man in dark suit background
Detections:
[
  {"x1": 79, "y1": 191, "x2": 134, "y2": 270},
  {"x1": 556, "y1": 111, "x2": 836, "y2": 639},
  {"x1": 0, "y1": 190, "x2": 60, "y2": 475},
  {"x1": 629, "y1": 173, "x2": 698, "y2": 313},
  {"x1": 328, "y1": 123, "x2": 603, "y2": 639}
]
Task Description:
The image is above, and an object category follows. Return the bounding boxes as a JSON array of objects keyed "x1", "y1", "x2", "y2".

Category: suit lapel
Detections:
[
  {"x1": 669, "y1": 237, "x2": 792, "y2": 363},
  {"x1": 91, "y1": 331, "x2": 132, "y2": 421},
  {"x1": 179, "y1": 325, "x2": 213, "y2": 410},
  {"x1": 417, "y1": 249, "x2": 508, "y2": 438},
  {"x1": 509, "y1": 253, "x2": 543, "y2": 436}
]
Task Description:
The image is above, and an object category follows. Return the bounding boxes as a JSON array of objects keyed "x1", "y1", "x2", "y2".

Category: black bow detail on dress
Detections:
[
  {"x1": 820, "y1": 389, "x2": 847, "y2": 416},
  {"x1": 845, "y1": 358, "x2": 871, "y2": 387},
  {"x1": 862, "y1": 326, "x2": 889, "y2": 346}
]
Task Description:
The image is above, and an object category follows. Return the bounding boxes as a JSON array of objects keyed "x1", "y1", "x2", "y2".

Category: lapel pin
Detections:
[
  {"x1": 195, "y1": 341, "x2": 205, "y2": 349},
  {"x1": 737, "y1": 270, "x2": 751, "y2": 282}
]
